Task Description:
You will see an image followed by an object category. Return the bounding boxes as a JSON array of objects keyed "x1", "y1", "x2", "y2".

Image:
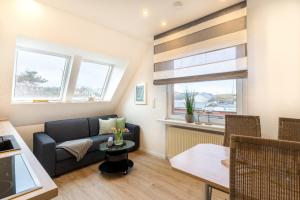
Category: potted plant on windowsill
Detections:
[{"x1": 184, "y1": 90, "x2": 195, "y2": 123}]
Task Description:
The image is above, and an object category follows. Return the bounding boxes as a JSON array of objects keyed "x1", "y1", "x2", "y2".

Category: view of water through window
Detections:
[{"x1": 173, "y1": 79, "x2": 237, "y2": 116}]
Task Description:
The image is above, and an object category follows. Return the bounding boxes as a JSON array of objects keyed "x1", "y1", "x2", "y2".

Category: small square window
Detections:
[{"x1": 73, "y1": 60, "x2": 112, "y2": 100}]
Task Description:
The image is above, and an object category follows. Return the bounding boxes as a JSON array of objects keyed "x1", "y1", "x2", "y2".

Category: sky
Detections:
[
  {"x1": 17, "y1": 49, "x2": 66, "y2": 87},
  {"x1": 76, "y1": 61, "x2": 110, "y2": 90},
  {"x1": 16, "y1": 49, "x2": 110, "y2": 89}
]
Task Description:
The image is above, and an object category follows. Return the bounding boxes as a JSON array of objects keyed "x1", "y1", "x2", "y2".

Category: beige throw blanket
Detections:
[{"x1": 57, "y1": 138, "x2": 93, "y2": 162}]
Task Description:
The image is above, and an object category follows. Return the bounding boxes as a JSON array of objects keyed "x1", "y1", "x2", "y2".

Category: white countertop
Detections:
[
  {"x1": 0, "y1": 121, "x2": 58, "y2": 200},
  {"x1": 158, "y1": 118, "x2": 225, "y2": 133}
]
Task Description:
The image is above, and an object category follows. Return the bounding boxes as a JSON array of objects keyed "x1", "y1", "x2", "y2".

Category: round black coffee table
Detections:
[{"x1": 99, "y1": 140, "x2": 135, "y2": 175}]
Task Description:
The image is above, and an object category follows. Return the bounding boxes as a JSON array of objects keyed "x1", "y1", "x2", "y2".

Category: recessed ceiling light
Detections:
[
  {"x1": 142, "y1": 9, "x2": 149, "y2": 17},
  {"x1": 161, "y1": 21, "x2": 167, "y2": 27},
  {"x1": 173, "y1": 1, "x2": 183, "y2": 7}
]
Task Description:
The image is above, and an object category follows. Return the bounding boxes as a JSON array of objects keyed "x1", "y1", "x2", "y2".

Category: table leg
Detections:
[{"x1": 203, "y1": 184, "x2": 212, "y2": 200}]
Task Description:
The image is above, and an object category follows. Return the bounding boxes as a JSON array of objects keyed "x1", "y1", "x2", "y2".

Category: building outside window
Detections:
[
  {"x1": 173, "y1": 79, "x2": 237, "y2": 115},
  {"x1": 170, "y1": 79, "x2": 243, "y2": 124}
]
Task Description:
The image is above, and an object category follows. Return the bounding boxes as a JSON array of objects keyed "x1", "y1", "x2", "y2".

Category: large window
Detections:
[
  {"x1": 73, "y1": 61, "x2": 111, "y2": 100},
  {"x1": 13, "y1": 48, "x2": 70, "y2": 101},
  {"x1": 12, "y1": 46, "x2": 115, "y2": 103},
  {"x1": 172, "y1": 79, "x2": 238, "y2": 118}
]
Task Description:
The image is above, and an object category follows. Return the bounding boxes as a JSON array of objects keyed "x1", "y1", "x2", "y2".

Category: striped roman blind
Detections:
[{"x1": 153, "y1": 1, "x2": 247, "y2": 85}]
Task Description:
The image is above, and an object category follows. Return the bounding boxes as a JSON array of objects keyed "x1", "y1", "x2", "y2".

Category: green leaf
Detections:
[{"x1": 184, "y1": 89, "x2": 195, "y2": 115}]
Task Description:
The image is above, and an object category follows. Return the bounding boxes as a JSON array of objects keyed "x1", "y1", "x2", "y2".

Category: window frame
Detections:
[
  {"x1": 72, "y1": 59, "x2": 113, "y2": 101},
  {"x1": 167, "y1": 79, "x2": 246, "y2": 125},
  {"x1": 12, "y1": 47, "x2": 71, "y2": 103}
]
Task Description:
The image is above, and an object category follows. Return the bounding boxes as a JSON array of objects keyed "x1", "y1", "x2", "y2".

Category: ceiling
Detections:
[{"x1": 37, "y1": 0, "x2": 243, "y2": 42}]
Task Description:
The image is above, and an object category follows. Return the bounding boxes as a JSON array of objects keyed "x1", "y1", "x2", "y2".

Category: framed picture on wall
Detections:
[{"x1": 135, "y1": 83, "x2": 146, "y2": 105}]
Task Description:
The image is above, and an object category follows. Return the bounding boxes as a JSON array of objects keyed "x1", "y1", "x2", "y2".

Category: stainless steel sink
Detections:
[
  {"x1": 0, "y1": 139, "x2": 14, "y2": 152},
  {"x1": 0, "y1": 135, "x2": 20, "y2": 153}
]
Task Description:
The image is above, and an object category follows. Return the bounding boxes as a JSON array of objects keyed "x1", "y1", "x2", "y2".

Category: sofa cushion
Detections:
[
  {"x1": 56, "y1": 148, "x2": 73, "y2": 161},
  {"x1": 115, "y1": 118, "x2": 126, "y2": 130},
  {"x1": 99, "y1": 118, "x2": 116, "y2": 135},
  {"x1": 55, "y1": 135, "x2": 109, "y2": 161},
  {"x1": 45, "y1": 118, "x2": 90, "y2": 143},
  {"x1": 88, "y1": 114, "x2": 118, "y2": 136}
]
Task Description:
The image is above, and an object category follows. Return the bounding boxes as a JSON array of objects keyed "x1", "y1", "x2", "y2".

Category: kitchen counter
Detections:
[{"x1": 0, "y1": 121, "x2": 58, "y2": 200}]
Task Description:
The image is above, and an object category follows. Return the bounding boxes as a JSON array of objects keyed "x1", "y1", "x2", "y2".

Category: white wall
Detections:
[
  {"x1": 2, "y1": 0, "x2": 300, "y2": 155},
  {"x1": 0, "y1": 0, "x2": 148, "y2": 147},
  {"x1": 0, "y1": 0, "x2": 148, "y2": 125},
  {"x1": 247, "y1": 0, "x2": 300, "y2": 139},
  {"x1": 116, "y1": 0, "x2": 300, "y2": 157},
  {"x1": 115, "y1": 46, "x2": 167, "y2": 158},
  {"x1": 15, "y1": 124, "x2": 44, "y2": 148}
]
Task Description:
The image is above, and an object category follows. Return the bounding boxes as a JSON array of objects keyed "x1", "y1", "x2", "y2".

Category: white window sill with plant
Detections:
[
  {"x1": 163, "y1": 89, "x2": 225, "y2": 133},
  {"x1": 158, "y1": 118, "x2": 225, "y2": 133}
]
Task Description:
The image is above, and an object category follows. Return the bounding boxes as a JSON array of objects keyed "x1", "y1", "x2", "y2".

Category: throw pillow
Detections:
[
  {"x1": 99, "y1": 118, "x2": 116, "y2": 135},
  {"x1": 109, "y1": 117, "x2": 126, "y2": 130},
  {"x1": 116, "y1": 117, "x2": 125, "y2": 130}
]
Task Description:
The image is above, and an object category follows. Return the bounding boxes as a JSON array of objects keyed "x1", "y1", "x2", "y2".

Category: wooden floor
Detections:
[{"x1": 54, "y1": 151, "x2": 228, "y2": 200}]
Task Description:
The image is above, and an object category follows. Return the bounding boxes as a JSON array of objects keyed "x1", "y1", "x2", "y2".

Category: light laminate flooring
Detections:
[{"x1": 54, "y1": 151, "x2": 228, "y2": 200}]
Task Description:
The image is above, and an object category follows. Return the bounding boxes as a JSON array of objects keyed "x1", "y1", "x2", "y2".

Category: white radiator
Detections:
[{"x1": 167, "y1": 126, "x2": 224, "y2": 158}]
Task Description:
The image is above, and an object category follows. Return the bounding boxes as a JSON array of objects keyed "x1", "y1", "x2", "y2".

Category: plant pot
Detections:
[{"x1": 185, "y1": 114, "x2": 194, "y2": 123}]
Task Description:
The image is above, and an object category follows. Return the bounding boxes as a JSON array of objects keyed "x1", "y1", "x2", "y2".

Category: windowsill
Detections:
[
  {"x1": 11, "y1": 100, "x2": 110, "y2": 105},
  {"x1": 158, "y1": 118, "x2": 225, "y2": 133}
]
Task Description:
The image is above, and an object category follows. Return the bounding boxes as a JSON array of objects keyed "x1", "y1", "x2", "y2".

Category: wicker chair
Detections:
[
  {"x1": 230, "y1": 135, "x2": 300, "y2": 200},
  {"x1": 278, "y1": 117, "x2": 300, "y2": 142},
  {"x1": 224, "y1": 115, "x2": 261, "y2": 147}
]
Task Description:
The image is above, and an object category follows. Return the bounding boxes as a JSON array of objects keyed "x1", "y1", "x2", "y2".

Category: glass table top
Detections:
[{"x1": 99, "y1": 140, "x2": 135, "y2": 152}]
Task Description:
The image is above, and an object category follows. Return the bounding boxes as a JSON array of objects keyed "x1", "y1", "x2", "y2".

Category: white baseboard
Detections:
[{"x1": 139, "y1": 148, "x2": 166, "y2": 159}]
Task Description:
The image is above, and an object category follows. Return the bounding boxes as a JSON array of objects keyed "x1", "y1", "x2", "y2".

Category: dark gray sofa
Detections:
[{"x1": 33, "y1": 114, "x2": 140, "y2": 177}]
